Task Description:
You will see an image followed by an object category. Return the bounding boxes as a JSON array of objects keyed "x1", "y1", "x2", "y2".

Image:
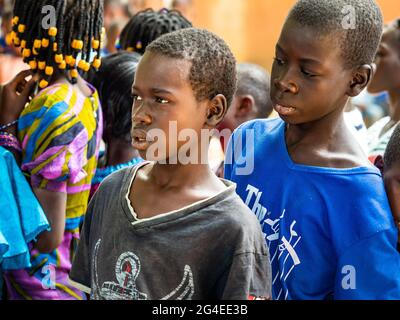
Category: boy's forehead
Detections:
[
  {"x1": 134, "y1": 52, "x2": 191, "y2": 88},
  {"x1": 278, "y1": 21, "x2": 342, "y2": 65}
]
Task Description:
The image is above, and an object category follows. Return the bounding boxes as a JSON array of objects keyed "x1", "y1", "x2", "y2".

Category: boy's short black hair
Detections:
[
  {"x1": 236, "y1": 63, "x2": 272, "y2": 118},
  {"x1": 87, "y1": 51, "x2": 140, "y2": 143},
  {"x1": 384, "y1": 124, "x2": 400, "y2": 170},
  {"x1": 146, "y1": 28, "x2": 237, "y2": 107},
  {"x1": 288, "y1": 0, "x2": 383, "y2": 69}
]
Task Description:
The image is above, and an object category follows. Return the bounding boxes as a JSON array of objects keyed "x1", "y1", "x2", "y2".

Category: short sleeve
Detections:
[
  {"x1": 69, "y1": 198, "x2": 95, "y2": 294},
  {"x1": 18, "y1": 91, "x2": 90, "y2": 193},
  {"x1": 219, "y1": 252, "x2": 272, "y2": 300},
  {"x1": 334, "y1": 228, "x2": 400, "y2": 299}
]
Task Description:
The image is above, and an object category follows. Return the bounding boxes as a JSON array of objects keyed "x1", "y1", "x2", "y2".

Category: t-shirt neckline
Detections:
[
  {"x1": 120, "y1": 162, "x2": 237, "y2": 228},
  {"x1": 278, "y1": 120, "x2": 379, "y2": 175}
]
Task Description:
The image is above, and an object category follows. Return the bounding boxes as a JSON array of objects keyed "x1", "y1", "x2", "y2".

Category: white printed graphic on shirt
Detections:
[
  {"x1": 92, "y1": 239, "x2": 194, "y2": 300},
  {"x1": 245, "y1": 184, "x2": 302, "y2": 300}
]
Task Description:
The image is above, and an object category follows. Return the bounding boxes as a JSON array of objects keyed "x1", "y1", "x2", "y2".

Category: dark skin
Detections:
[
  {"x1": 130, "y1": 52, "x2": 227, "y2": 219},
  {"x1": 384, "y1": 160, "x2": 400, "y2": 244},
  {"x1": 271, "y1": 19, "x2": 373, "y2": 168},
  {"x1": 368, "y1": 20, "x2": 400, "y2": 137},
  {"x1": 0, "y1": 69, "x2": 93, "y2": 253}
]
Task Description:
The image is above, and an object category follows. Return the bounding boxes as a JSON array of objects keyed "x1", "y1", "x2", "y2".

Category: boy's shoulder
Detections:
[
  {"x1": 234, "y1": 117, "x2": 283, "y2": 137},
  {"x1": 216, "y1": 181, "x2": 266, "y2": 233}
]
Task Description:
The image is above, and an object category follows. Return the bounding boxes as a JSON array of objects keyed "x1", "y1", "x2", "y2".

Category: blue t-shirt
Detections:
[{"x1": 224, "y1": 118, "x2": 400, "y2": 300}]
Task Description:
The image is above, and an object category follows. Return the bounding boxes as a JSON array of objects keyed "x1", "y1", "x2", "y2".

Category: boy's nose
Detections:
[
  {"x1": 132, "y1": 103, "x2": 152, "y2": 125},
  {"x1": 274, "y1": 77, "x2": 299, "y2": 95}
]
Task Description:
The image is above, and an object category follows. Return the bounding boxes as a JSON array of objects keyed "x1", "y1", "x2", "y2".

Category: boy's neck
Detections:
[
  {"x1": 150, "y1": 161, "x2": 221, "y2": 191},
  {"x1": 388, "y1": 89, "x2": 400, "y2": 122},
  {"x1": 284, "y1": 104, "x2": 369, "y2": 168},
  {"x1": 285, "y1": 106, "x2": 346, "y2": 147}
]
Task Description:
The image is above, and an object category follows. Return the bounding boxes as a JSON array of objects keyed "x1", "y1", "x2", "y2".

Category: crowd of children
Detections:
[{"x1": 0, "y1": 0, "x2": 400, "y2": 300}]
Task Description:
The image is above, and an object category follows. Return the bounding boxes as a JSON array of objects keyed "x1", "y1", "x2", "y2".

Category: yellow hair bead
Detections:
[
  {"x1": 42, "y1": 38, "x2": 49, "y2": 48},
  {"x1": 70, "y1": 69, "x2": 78, "y2": 78},
  {"x1": 13, "y1": 37, "x2": 20, "y2": 46},
  {"x1": 10, "y1": 31, "x2": 16, "y2": 40},
  {"x1": 55, "y1": 54, "x2": 63, "y2": 64},
  {"x1": 33, "y1": 39, "x2": 42, "y2": 49},
  {"x1": 92, "y1": 58, "x2": 101, "y2": 69},
  {"x1": 22, "y1": 48, "x2": 31, "y2": 58},
  {"x1": 126, "y1": 47, "x2": 134, "y2": 52},
  {"x1": 72, "y1": 39, "x2": 83, "y2": 50},
  {"x1": 20, "y1": 40, "x2": 26, "y2": 48},
  {"x1": 17, "y1": 24, "x2": 26, "y2": 33},
  {"x1": 92, "y1": 39, "x2": 100, "y2": 50},
  {"x1": 58, "y1": 60, "x2": 66, "y2": 69},
  {"x1": 84, "y1": 62, "x2": 90, "y2": 72},
  {"x1": 65, "y1": 55, "x2": 73, "y2": 65},
  {"x1": 78, "y1": 59, "x2": 86, "y2": 70},
  {"x1": 45, "y1": 66, "x2": 54, "y2": 76},
  {"x1": 48, "y1": 27, "x2": 57, "y2": 37},
  {"x1": 39, "y1": 79, "x2": 49, "y2": 89},
  {"x1": 33, "y1": 48, "x2": 39, "y2": 56},
  {"x1": 29, "y1": 60, "x2": 37, "y2": 70},
  {"x1": 12, "y1": 16, "x2": 19, "y2": 26},
  {"x1": 38, "y1": 61, "x2": 46, "y2": 70},
  {"x1": 136, "y1": 41, "x2": 142, "y2": 50},
  {"x1": 5, "y1": 33, "x2": 12, "y2": 46},
  {"x1": 53, "y1": 43, "x2": 58, "y2": 52}
]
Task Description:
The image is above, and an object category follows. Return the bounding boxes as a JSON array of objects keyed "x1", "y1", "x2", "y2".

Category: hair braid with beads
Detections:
[
  {"x1": 11, "y1": 0, "x2": 104, "y2": 88},
  {"x1": 119, "y1": 8, "x2": 192, "y2": 55}
]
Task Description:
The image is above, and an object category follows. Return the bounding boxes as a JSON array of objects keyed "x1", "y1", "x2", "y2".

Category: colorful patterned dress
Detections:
[{"x1": 4, "y1": 81, "x2": 103, "y2": 300}]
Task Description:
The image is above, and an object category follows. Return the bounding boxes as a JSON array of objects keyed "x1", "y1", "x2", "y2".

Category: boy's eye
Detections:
[
  {"x1": 155, "y1": 97, "x2": 169, "y2": 104},
  {"x1": 300, "y1": 68, "x2": 316, "y2": 78},
  {"x1": 274, "y1": 57, "x2": 285, "y2": 66}
]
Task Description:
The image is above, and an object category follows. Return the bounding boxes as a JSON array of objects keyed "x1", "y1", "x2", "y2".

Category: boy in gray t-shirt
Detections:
[{"x1": 69, "y1": 28, "x2": 271, "y2": 300}]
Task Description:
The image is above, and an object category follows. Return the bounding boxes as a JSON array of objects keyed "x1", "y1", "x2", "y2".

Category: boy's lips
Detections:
[
  {"x1": 131, "y1": 129, "x2": 152, "y2": 151},
  {"x1": 274, "y1": 103, "x2": 296, "y2": 116}
]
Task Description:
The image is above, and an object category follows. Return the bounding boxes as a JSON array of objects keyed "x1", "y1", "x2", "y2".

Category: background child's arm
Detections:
[{"x1": 33, "y1": 188, "x2": 66, "y2": 253}]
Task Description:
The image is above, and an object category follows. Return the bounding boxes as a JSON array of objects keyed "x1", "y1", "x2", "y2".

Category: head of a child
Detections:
[
  {"x1": 12, "y1": 0, "x2": 104, "y2": 89},
  {"x1": 368, "y1": 19, "x2": 400, "y2": 95},
  {"x1": 271, "y1": 0, "x2": 383, "y2": 125},
  {"x1": 219, "y1": 63, "x2": 272, "y2": 134},
  {"x1": 119, "y1": 8, "x2": 192, "y2": 55},
  {"x1": 131, "y1": 28, "x2": 237, "y2": 164},
  {"x1": 104, "y1": 0, "x2": 131, "y2": 31},
  {"x1": 383, "y1": 124, "x2": 400, "y2": 235},
  {"x1": 87, "y1": 51, "x2": 140, "y2": 145}
]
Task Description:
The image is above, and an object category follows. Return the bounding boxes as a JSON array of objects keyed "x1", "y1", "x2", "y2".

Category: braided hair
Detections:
[
  {"x1": 11, "y1": 0, "x2": 104, "y2": 89},
  {"x1": 119, "y1": 8, "x2": 192, "y2": 55}
]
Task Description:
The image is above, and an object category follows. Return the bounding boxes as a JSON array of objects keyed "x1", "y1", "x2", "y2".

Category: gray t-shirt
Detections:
[{"x1": 69, "y1": 162, "x2": 271, "y2": 300}]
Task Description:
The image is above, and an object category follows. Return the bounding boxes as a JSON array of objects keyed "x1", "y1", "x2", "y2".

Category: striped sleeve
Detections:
[{"x1": 18, "y1": 86, "x2": 91, "y2": 193}]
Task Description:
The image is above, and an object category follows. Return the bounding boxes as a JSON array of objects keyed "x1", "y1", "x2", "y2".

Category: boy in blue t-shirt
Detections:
[{"x1": 225, "y1": 0, "x2": 400, "y2": 300}]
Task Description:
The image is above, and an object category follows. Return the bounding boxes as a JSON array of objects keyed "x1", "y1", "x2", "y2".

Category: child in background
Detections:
[
  {"x1": 367, "y1": 18, "x2": 400, "y2": 161},
  {"x1": 87, "y1": 52, "x2": 143, "y2": 197},
  {"x1": 119, "y1": 8, "x2": 192, "y2": 55},
  {"x1": 69, "y1": 28, "x2": 271, "y2": 300},
  {"x1": 225, "y1": 0, "x2": 400, "y2": 299},
  {"x1": 1, "y1": 0, "x2": 104, "y2": 299},
  {"x1": 375, "y1": 124, "x2": 400, "y2": 248},
  {"x1": 212, "y1": 63, "x2": 272, "y2": 176}
]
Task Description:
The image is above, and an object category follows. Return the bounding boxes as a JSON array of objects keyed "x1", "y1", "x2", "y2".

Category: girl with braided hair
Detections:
[
  {"x1": 119, "y1": 7, "x2": 192, "y2": 55},
  {"x1": 1, "y1": 0, "x2": 104, "y2": 299}
]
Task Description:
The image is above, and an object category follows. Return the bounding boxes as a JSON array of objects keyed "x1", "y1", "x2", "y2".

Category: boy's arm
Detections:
[{"x1": 334, "y1": 228, "x2": 400, "y2": 299}]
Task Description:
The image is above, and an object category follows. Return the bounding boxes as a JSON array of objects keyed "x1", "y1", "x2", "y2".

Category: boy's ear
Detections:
[
  {"x1": 235, "y1": 95, "x2": 256, "y2": 119},
  {"x1": 205, "y1": 94, "x2": 228, "y2": 127},
  {"x1": 347, "y1": 64, "x2": 374, "y2": 97}
]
